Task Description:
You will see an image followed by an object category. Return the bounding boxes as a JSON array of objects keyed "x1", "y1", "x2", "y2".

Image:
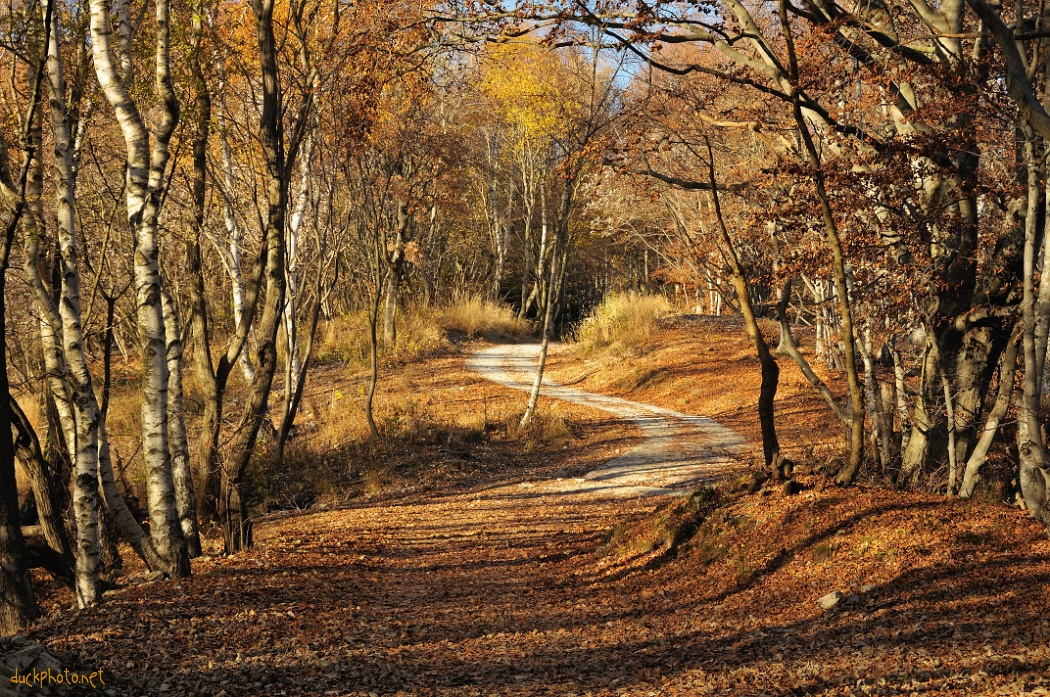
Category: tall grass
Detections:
[
  {"x1": 437, "y1": 293, "x2": 532, "y2": 340},
  {"x1": 317, "y1": 294, "x2": 532, "y2": 366},
  {"x1": 574, "y1": 292, "x2": 672, "y2": 354}
]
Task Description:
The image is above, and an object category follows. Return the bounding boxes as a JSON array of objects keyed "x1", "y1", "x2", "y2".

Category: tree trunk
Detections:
[
  {"x1": 382, "y1": 202, "x2": 408, "y2": 347},
  {"x1": 960, "y1": 324, "x2": 1020, "y2": 498},
  {"x1": 795, "y1": 117, "x2": 865, "y2": 483},
  {"x1": 214, "y1": 39, "x2": 256, "y2": 384},
  {"x1": 277, "y1": 232, "x2": 330, "y2": 462},
  {"x1": 161, "y1": 290, "x2": 201, "y2": 557},
  {"x1": 1017, "y1": 132, "x2": 1050, "y2": 521},
  {"x1": 899, "y1": 333, "x2": 942, "y2": 486},
  {"x1": 0, "y1": 208, "x2": 38, "y2": 638},
  {"x1": 860, "y1": 330, "x2": 893, "y2": 473},
  {"x1": 44, "y1": 4, "x2": 104, "y2": 603},
  {"x1": 283, "y1": 133, "x2": 312, "y2": 404},
  {"x1": 217, "y1": 0, "x2": 290, "y2": 553},
  {"x1": 9, "y1": 396, "x2": 71, "y2": 563},
  {"x1": 704, "y1": 139, "x2": 781, "y2": 472},
  {"x1": 89, "y1": 0, "x2": 188, "y2": 576},
  {"x1": 775, "y1": 289, "x2": 849, "y2": 429},
  {"x1": 521, "y1": 178, "x2": 572, "y2": 428},
  {"x1": 0, "y1": 390, "x2": 37, "y2": 634}
]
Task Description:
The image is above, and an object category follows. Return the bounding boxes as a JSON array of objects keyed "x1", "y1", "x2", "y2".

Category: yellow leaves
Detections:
[{"x1": 479, "y1": 42, "x2": 567, "y2": 143}]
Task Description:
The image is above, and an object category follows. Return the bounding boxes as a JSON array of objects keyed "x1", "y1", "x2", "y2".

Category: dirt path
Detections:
[{"x1": 467, "y1": 344, "x2": 747, "y2": 497}]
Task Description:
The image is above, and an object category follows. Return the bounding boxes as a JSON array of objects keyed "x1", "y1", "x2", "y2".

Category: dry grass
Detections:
[
  {"x1": 255, "y1": 349, "x2": 641, "y2": 511},
  {"x1": 316, "y1": 295, "x2": 531, "y2": 368},
  {"x1": 572, "y1": 292, "x2": 672, "y2": 355},
  {"x1": 437, "y1": 293, "x2": 532, "y2": 341}
]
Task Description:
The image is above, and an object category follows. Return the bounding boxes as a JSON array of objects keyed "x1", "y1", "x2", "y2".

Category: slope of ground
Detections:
[
  {"x1": 15, "y1": 319, "x2": 1050, "y2": 697},
  {"x1": 546, "y1": 314, "x2": 847, "y2": 468}
]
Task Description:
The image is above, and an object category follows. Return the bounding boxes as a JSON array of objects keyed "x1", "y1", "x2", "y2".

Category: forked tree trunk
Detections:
[
  {"x1": 214, "y1": 40, "x2": 256, "y2": 384},
  {"x1": 778, "y1": 2, "x2": 865, "y2": 482},
  {"x1": 960, "y1": 324, "x2": 1020, "y2": 498},
  {"x1": 775, "y1": 283, "x2": 849, "y2": 430},
  {"x1": 217, "y1": 0, "x2": 290, "y2": 553},
  {"x1": 277, "y1": 229, "x2": 330, "y2": 462},
  {"x1": 89, "y1": 0, "x2": 188, "y2": 576},
  {"x1": 283, "y1": 132, "x2": 313, "y2": 400},
  {"x1": 521, "y1": 178, "x2": 572, "y2": 428}
]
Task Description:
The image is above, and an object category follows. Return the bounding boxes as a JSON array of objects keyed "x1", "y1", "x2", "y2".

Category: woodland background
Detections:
[{"x1": 2, "y1": 0, "x2": 1050, "y2": 650}]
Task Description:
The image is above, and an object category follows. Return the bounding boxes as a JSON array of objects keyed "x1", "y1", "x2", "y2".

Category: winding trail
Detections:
[{"x1": 467, "y1": 344, "x2": 747, "y2": 497}]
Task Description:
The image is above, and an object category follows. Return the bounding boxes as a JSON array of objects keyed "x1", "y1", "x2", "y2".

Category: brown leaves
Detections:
[{"x1": 25, "y1": 332, "x2": 1050, "y2": 696}]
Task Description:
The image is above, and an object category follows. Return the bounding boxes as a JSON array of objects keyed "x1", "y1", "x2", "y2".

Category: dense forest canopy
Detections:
[{"x1": 3, "y1": 0, "x2": 1050, "y2": 636}]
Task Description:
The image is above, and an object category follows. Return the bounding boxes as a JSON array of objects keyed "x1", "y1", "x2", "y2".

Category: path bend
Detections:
[{"x1": 467, "y1": 344, "x2": 747, "y2": 497}]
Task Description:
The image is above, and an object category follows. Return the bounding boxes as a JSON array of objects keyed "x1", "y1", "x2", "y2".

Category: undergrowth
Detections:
[
  {"x1": 598, "y1": 482, "x2": 729, "y2": 562},
  {"x1": 572, "y1": 292, "x2": 672, "y2": 355},
  {"x1": 255, "y1": 393, "x2": 577, "y2": 510},
  {"x1": 317, "y1": 294, "x2": 532, "y2": 367}
]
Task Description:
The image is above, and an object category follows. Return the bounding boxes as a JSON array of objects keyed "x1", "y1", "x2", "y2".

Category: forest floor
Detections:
[{"x1": 13, "y1": 316, "x2": 1050, "y2": 696}]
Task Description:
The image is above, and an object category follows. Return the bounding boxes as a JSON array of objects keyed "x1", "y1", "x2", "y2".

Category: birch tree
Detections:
[{"x1": 89, "y1": 0, "x2": 189, "y2": 575}]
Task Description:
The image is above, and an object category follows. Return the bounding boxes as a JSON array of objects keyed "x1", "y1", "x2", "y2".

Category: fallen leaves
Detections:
[{"x1": 17, "y1": 338, "x2": 1050, "y2": 696}]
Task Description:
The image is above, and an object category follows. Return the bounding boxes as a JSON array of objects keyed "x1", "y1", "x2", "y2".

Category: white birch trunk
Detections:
[
  {"x1": 89, "y1": 0, "x2": 188, "y2": 574},
  {"x1": 161, "y1": 289, "x2": 202, "y2": 556},
  {"x1": 96, "y1": 420, "x2": 171, "y2": 573},
  {"x1": 214, "y1": 44, "x2": 256, "y2": 384},
  {"x1": 43, "y1": 8, "x2": 102, "y2": 606},
  {"x1": 283, "y1": 133, "x2": 313, "y2": 400}
]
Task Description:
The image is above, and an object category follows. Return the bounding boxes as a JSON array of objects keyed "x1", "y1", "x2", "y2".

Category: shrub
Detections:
[
  {"x1": 574, "y1": 292, "x2": 672, "y2": 354},
  {"x1": 436, "y1": 293, "x2": 532, "y2": 341}
]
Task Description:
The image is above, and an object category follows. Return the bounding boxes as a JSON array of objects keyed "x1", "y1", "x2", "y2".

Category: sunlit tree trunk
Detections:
[
  {"x1": 213, "y1": 38, "x2": 256, "y2": 384},
  {"x1": 43, "y1": 5, "x2": 103, "y2": 603},
  {"x1": 284, "y1": 133, "x2": 313, "y2": 400},
  {"x1": 521, "y1": 178, "x2": 571, "y2": 428},
  {"x1": 218, "y1": 0, "x2": 289, "y2": 553},
  {"x1": 161, "y1": 290, "x2": 201, "y2": 557},
  {"x1": 383, "y1": 202, "x2": 408, "y2": 346},
  {"x1": 89, "y1": 0, "x2": 188, "y2": 576},
  {"x1": 778, "y1": 4, "x2": 865, "y2": 482},
  {"x1": 704, "y1": 142, "x2": 781, "y2": 473}
]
